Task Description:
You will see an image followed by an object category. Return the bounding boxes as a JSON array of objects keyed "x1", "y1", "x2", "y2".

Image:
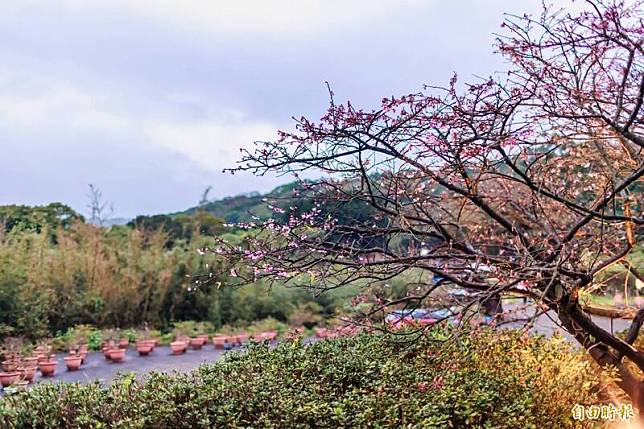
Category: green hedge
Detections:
[{"x1": 0, "y1": 328, "x2": 606, "y2": 428}]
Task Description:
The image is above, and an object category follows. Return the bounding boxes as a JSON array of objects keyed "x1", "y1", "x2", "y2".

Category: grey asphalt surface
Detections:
[{"x1": 501, "y1": 301, "x2": 632, "y2": 342}]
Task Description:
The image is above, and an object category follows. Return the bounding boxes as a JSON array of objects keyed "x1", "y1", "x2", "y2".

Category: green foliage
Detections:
[
  {"x1": 605, "y1": 245, "x2": 642, "y2": 291},
  {"x1": 288, "y1": 302, "x2": 323, "y2": 328},
  {"x1": 48, "y1": 325, "x2": 103, "y2": 352},
  {"x1": 87, "y1": 329, "x2": 102, "y2": 351},
  {"x1": 0, "y1": 194, "x2": 378, "y2": 342},
  {"x1": 180, "y1": 181, "x2": 433, "y2": 255},
  {"x1": 122, "y1": 329, "x2": 137, "y2": 343},
  {"x1": 246, "y1": 317, "x2": 286, "y2": 334},
  {"x1": 127, "y1": 211, "x2": 225, "y2": 247},
  {"x1": 0, "y1": 329, "x2": 607, "y2": 428},
  {"x1": 181, "y1": 187, "x2": 286, "y2": 223},
  {"x1": 171, "y1": 321, "x2": 214, "y2": 337},
  {"x1": 179, "y1": 181, "x2": 375, "y2": 230},
  {"x1": 0, "y1": 203, "x2": 83, "y2": 236},
  {"x1": 0, "y1": 218, "x2": 339, "y2": 340}
]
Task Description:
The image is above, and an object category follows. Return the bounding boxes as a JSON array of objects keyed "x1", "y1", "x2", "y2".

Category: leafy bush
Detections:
[
  {"x1": 87, "y1": 329, "x2": 102, "y2": 351},
  {"x1": 242, "y1": 317, "x2": 288, "y2": 335},
  {"x1": 0, "y1": 224, "x2": 340, "y2": 340},
  {"x1": 172, "y1": 321, "x2": 214, "y2": 337},
  {"x1": 122, "y1": 329, "x2": 137, "y2": 343},
  {"x1": 149, "y1": 330, "x2": 174, "y2": 346},
  {"x1": 0, "y1": 328, "x2": 612, "y2": 428},
  {"x1": 46, "y1": 325, "x2": 106, "y2": 352}
]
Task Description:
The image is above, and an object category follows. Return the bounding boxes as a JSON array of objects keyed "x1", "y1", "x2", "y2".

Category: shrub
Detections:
[
  {"x1": 0, "y1": 328, "x2": 613, "y2": 428},
  {"x1": 0, "y1": 225, "x2": 346, "y2": 340},
  {"x1": 171, "y1": 321, "x2": 214, "y2": 337},
  {"x1": 87, "y1": 329, "x2": 102, "y2": 351}
]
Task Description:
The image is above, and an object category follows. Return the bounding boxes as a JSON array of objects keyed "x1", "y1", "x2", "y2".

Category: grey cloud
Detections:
[{"x1": 0, "y1": 0, "x2": 544, "y2": 216}]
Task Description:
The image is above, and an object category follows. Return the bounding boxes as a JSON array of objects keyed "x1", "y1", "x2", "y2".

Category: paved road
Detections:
[{"x1": 502, "y1": 301, "x2": 632, "y2": 343}]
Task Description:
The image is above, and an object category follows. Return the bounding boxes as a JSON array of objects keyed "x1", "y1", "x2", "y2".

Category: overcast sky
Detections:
[{"x1": 0, "y1": 0, "x2": 545, "y2": 218}]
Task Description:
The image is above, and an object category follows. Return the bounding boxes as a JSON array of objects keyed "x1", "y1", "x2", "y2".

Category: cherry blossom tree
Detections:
[{"x1": 217, "y1": 0, "x2": 643, "y2": 410}]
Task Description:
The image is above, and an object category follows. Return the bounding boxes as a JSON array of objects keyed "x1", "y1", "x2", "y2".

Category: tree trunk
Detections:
[
  {"x1": 557, "y1": 301, "x2": 644, "y2": 419},
  {"x1": 482, "y1": 293, "x2": 503, "y2": 316},
  {"x1": 582, "y1": 304, "x2": 638, "y2": 319}
]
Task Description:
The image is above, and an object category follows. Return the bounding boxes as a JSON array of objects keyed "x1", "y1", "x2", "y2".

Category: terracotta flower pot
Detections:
[
  {"x1": 118, "y1": 338, "x2": 129, "y2": 349},
  {"x1": 0, "y1": 372, "x2": 19, "y2": 387},
  {"x1": 174, "y1": 337, "x2": 189, "y2": 353},
  {"x1": 255, "y1": 332, "x2": 271, "y2": 342},
  {"x1": 23, "y1": 357, "x2": 39, "y2": 368},
  {"x1": 336, "y1": 327, "x2": 349, "y2": 337},
  {"x1": 189, "y1": 337, "x2": 204, "y2": 350},
  {"x1": 18, "y1": 366, "x2": 36, "y2": 383},
  {"x1": 212, "y1": 336, "x2": 228, "y2": 350},
  {"x1": 102, "y1": 347, "x2": 112, "y2": 360},
  {"x1": 103, "y1": 341, "x2": 116, "y2": 359},
  {"x1": 137, "y1": 347, "x2": 152, "y2": 356},
  {"x1": 237, "y1": 333, "x2": 249, "y2": 344},
  {"x1": 79, "y1": 345, "x2": 88, "y2": 360},
  {"x1": 64, "y1": 355, "x2": 82, "y2": 371},
  {"x1": 170, "y1": 341, "x2": 186, "y2": 355},
  {"x1": 2, "y1": 360, "x2": 18, "y2": 372},
  {"x1": 314, "y1": 328, "x2": 328, "y2": 339},
  {"x1": 136, "y1": 341, "x2": 153, "y2": 356},
  {"x1": 198, "y1": 334, "x2": 209, "y2": 342},
  {"x1": 109, "y1": 348, "x2": 126, "y2": 363},
  {"x1": 39, "y1": 361, "x2": 57, "y2": 377}
]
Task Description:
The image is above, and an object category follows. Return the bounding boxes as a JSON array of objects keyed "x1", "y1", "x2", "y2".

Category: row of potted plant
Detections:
[
  {"x1": 35, "y1": 343, "x2": 90, "y2": 377},
  {"x1": 0, "y1": 323, "x2": 289, "y2": 387},
  {"x1": 2, "y1": 337, "x2": 157, "y2": 387},
  {"x1": 0, "y1": 352, "x2": 36, "y2": 389},
  {"x1": 0, "y1": 342, "x2": 92, "y2": 389},
  {"x1": 25, "y1": 318, "x2": 290, "y2": 354},
  {"x1": 100, "y1": 329, "x2": 283, "y2": 360},
  {"x1": 212, "y1": 331, "x2": 279, "y2": 349},
  {"x1": 169, "y1": 334, "x2": 208, "y2": 355},
  {"x1": 167, "y1": 331, "x2": 279, "y2": 355},
  {"x1": 98, "y1": 338, "x2": 129, "y2": 362}
]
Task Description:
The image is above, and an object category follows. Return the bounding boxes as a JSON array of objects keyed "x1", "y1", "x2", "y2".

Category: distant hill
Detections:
[
  {"x1": 178, "y1": 182, "x2": 306, "y2": 224},
  {"x1": 101, "y1": 217, "x2": 131, "y2": 227}
]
